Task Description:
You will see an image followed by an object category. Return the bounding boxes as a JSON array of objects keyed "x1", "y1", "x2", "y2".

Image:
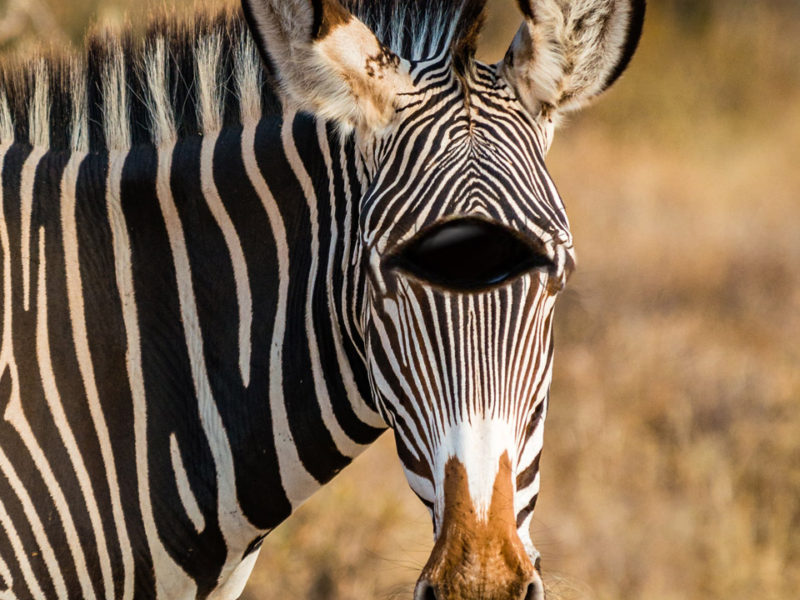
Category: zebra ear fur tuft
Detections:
[
  {"x1": 241, "y1": 0, "x2": 414, "y2": 131},
  {"x1": 500, "y1": 0, "x2": 645, "y2": 120}
]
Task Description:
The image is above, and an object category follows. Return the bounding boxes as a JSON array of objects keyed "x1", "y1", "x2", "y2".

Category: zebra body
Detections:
[{"x1": 0, "y1": 0, "x2": 644, "y2": 598}]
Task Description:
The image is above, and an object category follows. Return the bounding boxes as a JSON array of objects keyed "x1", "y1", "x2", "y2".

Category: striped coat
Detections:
[{"x1": 0, "y1": 0, "x2": 644, "y2": 598}]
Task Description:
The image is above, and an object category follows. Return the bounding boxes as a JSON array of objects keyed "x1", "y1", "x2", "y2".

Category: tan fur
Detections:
[{"x1": 418, "y1": 453, "x2": 538, "y2": 599}]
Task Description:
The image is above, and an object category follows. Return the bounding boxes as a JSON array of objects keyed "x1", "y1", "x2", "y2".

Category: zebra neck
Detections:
[
  {"x1": 0, "y1": 109, "x2": 387, "y2": 593},
  {"x1": 122, "y1": 111, "x2": 388, "y2": 515}
]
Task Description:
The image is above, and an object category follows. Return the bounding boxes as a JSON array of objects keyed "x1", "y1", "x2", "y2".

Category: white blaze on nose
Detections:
[{"x1": 434, "y1": 418, "x2": 516, "y2": 523}]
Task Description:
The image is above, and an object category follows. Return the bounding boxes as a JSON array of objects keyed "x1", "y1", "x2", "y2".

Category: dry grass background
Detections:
[{"x1": 1, "y1": 0, "x2": 798, "y2": 598}]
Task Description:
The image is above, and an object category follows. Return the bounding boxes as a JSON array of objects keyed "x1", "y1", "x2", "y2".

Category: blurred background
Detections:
[{"x1": 2, "y1": 0, "x2": 798, "y2": 598}]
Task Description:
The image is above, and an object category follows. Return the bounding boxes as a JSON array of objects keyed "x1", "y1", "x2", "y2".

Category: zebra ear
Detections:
[
  {"x1": 500, "y1": 0, "x2": 645, "y2": 120},
  {"x1": 242, "y1": 0, "x2": 414, "y2": 130}
]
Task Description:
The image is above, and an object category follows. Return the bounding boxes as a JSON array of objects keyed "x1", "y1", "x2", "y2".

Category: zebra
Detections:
[{"x1": 0, "y1": 0, "x2": 644, "y2": 597}]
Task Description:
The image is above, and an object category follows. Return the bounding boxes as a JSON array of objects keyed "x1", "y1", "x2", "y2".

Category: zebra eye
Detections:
[{"x1": 386, "y1": 217, "x2": 552, "y2": 290}]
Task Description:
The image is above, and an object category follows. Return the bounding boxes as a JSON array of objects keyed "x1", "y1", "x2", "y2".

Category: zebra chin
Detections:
[{"x1": 413, "y1": 451, "x2": 544, "y2": 600}]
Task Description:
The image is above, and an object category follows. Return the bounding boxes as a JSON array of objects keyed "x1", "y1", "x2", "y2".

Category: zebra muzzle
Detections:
[{"x1": 414, "y1": 452, "x2": 544, "y2": 600}]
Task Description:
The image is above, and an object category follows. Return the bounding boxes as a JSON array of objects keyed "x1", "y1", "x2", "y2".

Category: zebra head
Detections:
[{"x1": 244, "y1": 0, "x2": 645, "y2": 597}]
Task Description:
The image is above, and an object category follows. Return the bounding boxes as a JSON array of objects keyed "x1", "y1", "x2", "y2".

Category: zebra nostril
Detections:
[
  {"x1": 523, "y1": 578, "x2": 545, "y2": 600},
  {"x1": 524, "y1": 583, "x2": 536, "y2": 600},
  {"x1": 414, "y1": 580, "x2": 438, "y2": 600}
]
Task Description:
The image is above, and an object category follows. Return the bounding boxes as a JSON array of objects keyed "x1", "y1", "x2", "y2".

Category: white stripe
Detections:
[
  {"x1": 0, "y1": 143, "x2": 46, "y2": 600},
  {"x1": 33, "y1": 228, "x2": 97, "y2": 599},
  {"x1": 106, "y1": 150, "x2": 196, "y2": 599},
  {"x1": 335, "y1": 131, "x2": 368, "y2": 366},
  {"x1": 317, "y1": 121, "x2": 384, "y2": 429},
  {"x1": 422, "y1": 288, "x2": 455, "y2": 425},
  {"x1": 0, "y1": 443, "x2": 66, "y2": 599},
  {"x1": 207, "y1": 548, "x2": 260, "y2": 600},
  {"x1": 402, "y1": 466, "x2": 435, "y2": 505},
  {"x1": 403, "y1": 288, "x2": 449, "y2": 422},
  {"x1": 155, "y1": 143, "x2": 260, "y2": 557},
  {"x1": 169, "y1": 433, "x2": 206, "y2": 534},
  {"x1": 19, "y1": 146, "x2": 47, "y2": 311},
  {"x1": 28, "y1": 61, "x2": 50, "y2": 150},
  {"x1": 0, "y1": 462, "x2": 46, "y2": 600},
  {"x1": 0, "y1": 505, "x2": 21, "y2": 599},
  {"x1": 0, "y1": 95, "x2": 12, "y2": 144},
  {"x1": 283, "y1": 113, "x2": 364, "y2": 459},
  {"x1": 200, "y1": 132, "x2": 252, "y2": 387},
  {"x1": 241, "y1": 120, "x2": 319, "y2": 508},
  {"x1": 61, "y1": 153, "x2": 133, "y2": 600},
  {"x1": 368, "y1": 303, "x2": 434, "y2": 463}
]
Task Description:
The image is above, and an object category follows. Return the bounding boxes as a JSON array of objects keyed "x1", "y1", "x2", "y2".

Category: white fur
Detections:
[
  {"x1": 19, "y1": 145, "x2": 47, "y2": 312},
  {"x1": 244, "y1": 0, "x2": 414, "y2": 131},
  {"x1": 69, "y1": 60, "x2": 89, "y2": 153},
  {"x1": 435, "y1": 418, "x2": 516, "y2": 523},
  {"x1": 106, "y1": 149, "x2": 197, "y2": 599},
  {"x1": 196, "y1": 34, "x2": 224, "y2": 135},
  {"x1": 240, "y1": 118, "x2": 320, "y2": 508},
  {"x1": 0, "y1": 93, "x2": 12, "y2": 144},
  {"x1": 199, "y1": 130, "x2": 253, "y2": 387},
  {"x1": 502, "y1": 0, "x2": 636, "y2": 119},
  {"x1": 102, "y1": 38, "x2": 131, "y2": 151},
  {"x1": 235, "y1": 33, "x2": 264, "y2": 124},
  {"x1": 169, "y1": 433, "x2": 206, "y2": 534},
  {"x1": 61, "y1": 152, "x2": 135, "y2": 598},
  {"x1": 34, "y1": 229, "x2": 100, "y2": 600},
  {"x1": 208, "y1": 549, "x2": 261, "y2": 600},
  {"x1": 29, "y1": 60, "x2": 50, "y2": 149},
  {"x1": 145, "y1": 38, "x2": 176, "y2": 147}
]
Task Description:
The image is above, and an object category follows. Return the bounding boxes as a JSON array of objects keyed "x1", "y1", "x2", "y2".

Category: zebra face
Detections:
[
  {"x1": 244, "y1": 0, "x2": 644, "y2": 597},
  {"x1": 358, "y1": 71, "x2": 571, "y2": 599}
]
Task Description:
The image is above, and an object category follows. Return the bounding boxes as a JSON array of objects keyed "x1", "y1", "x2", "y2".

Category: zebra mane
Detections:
[
  {"x1": 0, "y1": 0, "x2": 486, "y2": 153},
  {"x1": 346, "y1": 0, "x2": 486, "y2": 62}
]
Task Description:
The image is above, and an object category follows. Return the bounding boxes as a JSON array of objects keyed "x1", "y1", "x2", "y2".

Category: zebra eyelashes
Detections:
[{"x1": 384, "y1": 217, "x2": 553, "y2": 291}]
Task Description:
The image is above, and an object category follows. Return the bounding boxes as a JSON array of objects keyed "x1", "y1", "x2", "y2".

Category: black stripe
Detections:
[
  {"x1": 1, "y1": 143, "x2": 62, "y2": 599},
  {"x1": 516, "y1": 492, "x2": 538, "y2": 530},
  {"x1": 0, "y1": 410, "x2": 25, "y2": 598},
  {"x1": 258, "y1": 114, "x2": 350, "y2": 483},
  {"x1": 212, "y1": 123, "x2": 292, "y2": 529},
  {"x1": 38, "y1": 149, "x2": 112, "y2": 600},
  {"x1": 516, "y1": 451, "x2": 541, "y2": 491},
  {"x1": 76, "y1": 152, "x2": 154, "y2": 598},
  {"x1": 120, "y1": 143, "x2": 225, "y2": 596},
  {"x1": 306, "y1": 121, "x2": 384, "y2": 445},
  {"x1": 0, "y1": 457, "x2": 57, "y2": 600}
]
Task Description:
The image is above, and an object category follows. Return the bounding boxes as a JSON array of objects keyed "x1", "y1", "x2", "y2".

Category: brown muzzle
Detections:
[{"x1": 414, "y1": 452, "x2": 543, "y2": 600}]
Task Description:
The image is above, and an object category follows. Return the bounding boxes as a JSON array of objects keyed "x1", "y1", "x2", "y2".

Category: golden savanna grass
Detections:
[{"x1": 2, "y1": 1, "x2": 798, "y2": 598}]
